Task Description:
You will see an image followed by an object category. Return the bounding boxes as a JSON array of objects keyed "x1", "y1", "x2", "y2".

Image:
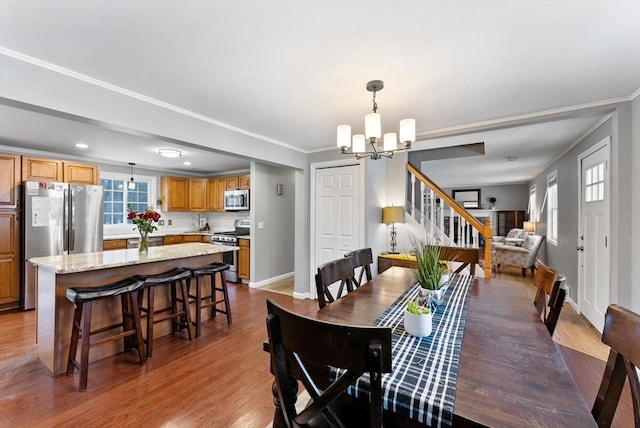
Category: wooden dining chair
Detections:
[
  {"x1": 345, "y1": 248, "x2": 373, "y2": 287},
  {"x1": 532, "y1": 263, "x2": 566, "y2": 336},
  {"x1": 314, "y1": 257, "x2": 357, "y2": 309},
  {"x1": 591, "y1": 304, "x2": 640, "y2": 427},
  {"x1": 265, "y1": 299, "x2": 392, "y2": 428}
]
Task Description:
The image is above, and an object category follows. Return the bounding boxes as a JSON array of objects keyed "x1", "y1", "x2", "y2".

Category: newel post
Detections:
[{"x1": 483, "y1": 218, "x2": 493, "y2": 278}]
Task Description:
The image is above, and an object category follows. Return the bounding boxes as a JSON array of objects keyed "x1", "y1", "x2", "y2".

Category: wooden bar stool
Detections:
[
  {"x1": 188, "y1": 262, "x2": 232, "y2": 338},
  {"x1": 66, "y1": 277, "x2": 146, "y2": 391},
  {"x1": 134, "y1": 268, "x2": 193, "y2": 359}
]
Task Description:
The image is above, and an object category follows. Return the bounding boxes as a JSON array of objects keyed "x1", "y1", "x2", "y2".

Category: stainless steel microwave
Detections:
[{"x1": 224, "y1": 189, "x2": 250, "y2": 211}]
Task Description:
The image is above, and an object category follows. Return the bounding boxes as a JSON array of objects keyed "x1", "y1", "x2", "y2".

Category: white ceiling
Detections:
[{"x1": 0, "y1": 1, "x2": 639, "y2": 182}]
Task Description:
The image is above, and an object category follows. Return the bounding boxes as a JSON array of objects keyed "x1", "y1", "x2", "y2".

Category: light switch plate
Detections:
[{"x1": 258, "y1": 222, "x2": 264, "y2": 229}]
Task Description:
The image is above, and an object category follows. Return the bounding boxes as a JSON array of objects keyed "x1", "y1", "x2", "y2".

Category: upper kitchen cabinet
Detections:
[
  {"x1": 63, "y1": 162, "x2": 100, "y2": 185},
  {"x1": 0, "y1": 153, "x2": 21, "y2": 209},
  {"x1": 161, "y1": 176, "x2": 189, "y2": 211},
  {"x1": 238, "y1": 174, "x2": 250, "y2": 190},
  {"x1": 22, "y1": 156, "x2": 62, "y2": 182},
  {"x1": 225, "y1": 176, "x2": 239, "y2": 191},
  {"x1": 189, "y1": 178, "x2": 207, "y2": 212},
  {"x1": 207, "y1": 177, "x2": 226, "y2": 212},
  {"x1": 22, "y1": 156, "x2": 100, "y2": 185},
  {"x1": 225, "y1": 174, "x2": 250, "y2": 191}
]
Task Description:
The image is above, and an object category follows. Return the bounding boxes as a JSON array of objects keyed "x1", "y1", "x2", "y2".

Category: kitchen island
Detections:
[{"x1": 30, "y1": 242, "x2": 238, "y2": 375}]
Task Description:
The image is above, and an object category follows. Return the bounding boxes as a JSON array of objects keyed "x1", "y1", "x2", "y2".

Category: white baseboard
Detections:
[
  {"x1": 293, "y1": 291, "x2": 310, "y2": 300},
  {"x1": 249, "y1": 271, "x2": 294, "y2": 288},
  {"x1": 566, "y1": 294, "x2": 579, "y2": 312}
]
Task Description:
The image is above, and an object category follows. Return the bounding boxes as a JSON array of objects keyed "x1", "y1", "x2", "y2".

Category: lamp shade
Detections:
[
  {"x1": 382, "y1": 206, "x2": 405, "y2": 224},
  {"x1": 523, "y1": 221, "x2": 535, "y2": 233},
  {"x1": 337, "y1": 125, "x2": 351, "y2": 148},
  {"x1": 365, "y1": 112, "x2": 381, "y2": 139},
  {"x1": 352, "y1": 134, "x2": 366, "y2": 153},
  {"x1": 383, "y1": 133, "x2": 397, "y2": 152},
  {"x1": 399, "y1": 118, "x2": 416, "y2": 143}
]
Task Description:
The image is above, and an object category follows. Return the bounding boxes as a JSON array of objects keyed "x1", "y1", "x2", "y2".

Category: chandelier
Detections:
[{"x1": 337, "y1": 80, "x2": 415, "y2": 160}]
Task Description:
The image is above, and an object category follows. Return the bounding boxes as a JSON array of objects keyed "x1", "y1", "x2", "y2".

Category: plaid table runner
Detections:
[{"x1": 346, "y1": 274, "x2": 474, "y2": 427}]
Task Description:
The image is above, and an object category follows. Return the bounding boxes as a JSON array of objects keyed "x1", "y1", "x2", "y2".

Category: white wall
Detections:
[
  {"x1": 631, "y1": 93, "x2": 640, "y2": 312},
  {"x1": 250, "y1": 161, "x2": 296, "y2": 285}
]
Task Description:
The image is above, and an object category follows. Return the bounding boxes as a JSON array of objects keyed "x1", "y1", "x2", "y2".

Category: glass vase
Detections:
[{"x1": 139, "y1": 231, "x2": 149, "y2": 255}]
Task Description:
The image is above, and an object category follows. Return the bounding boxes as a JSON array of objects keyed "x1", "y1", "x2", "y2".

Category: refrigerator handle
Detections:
[
  {"x1": 69, "y1": 187, "x2": 75, "y2": 252},
  {"x1": 63, "y1": 188, "x2": 69, "y2": 253}
]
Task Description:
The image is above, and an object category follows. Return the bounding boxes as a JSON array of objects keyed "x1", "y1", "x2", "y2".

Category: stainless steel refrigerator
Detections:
[{"x1": 22, "y1": 181, "x2": 103, "y2": 309}]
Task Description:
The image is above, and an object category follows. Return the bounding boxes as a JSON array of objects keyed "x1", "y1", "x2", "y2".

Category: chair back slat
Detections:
[
  {"x1": 592, "y1": 304, "x2": 640, "y2": 427},
  {"x1": 315, "y1": 257, "x2": 357, "y2": 309},
  {"x1": 345, "y1": 248, "x2": 373, "y2": 286},
  {"x1": 266, "y1": 299, "x2": 392, "y2": 428}
]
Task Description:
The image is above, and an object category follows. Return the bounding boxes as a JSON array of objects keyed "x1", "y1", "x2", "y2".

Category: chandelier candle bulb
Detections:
[
  {"x1": 353, "y1": 134, "x2": 366, "y2": 153},
  {"x1": 337, "y1": 125, "x2": 351, "y2": 148},
  {"x1": 365, "y1": 112, "x2": 381, "y2": 139},
  {"x1": 400, "y1": 118, "x2": 416, "y2": 144},
  {"x1": 384, "y1": 133, "x2": 397, "y2": 152}
]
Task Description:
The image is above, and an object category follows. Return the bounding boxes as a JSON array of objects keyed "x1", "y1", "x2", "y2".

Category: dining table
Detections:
[{"x1": 267, "y1": 266, "x2": 596, "y2": 427}]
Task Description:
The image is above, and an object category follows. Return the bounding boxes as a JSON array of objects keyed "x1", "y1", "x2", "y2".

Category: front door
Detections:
[
  {"x1": 579, "y1": 140, "x2": 610, "y2": 332},
  {"x1": 314, "y1": 164, "x2": 362, "y2": 297}
]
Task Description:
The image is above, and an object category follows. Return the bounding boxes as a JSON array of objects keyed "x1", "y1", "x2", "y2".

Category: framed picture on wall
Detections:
[{"x1": 463, "y1": 201, "x2": 479, "y2": 208}]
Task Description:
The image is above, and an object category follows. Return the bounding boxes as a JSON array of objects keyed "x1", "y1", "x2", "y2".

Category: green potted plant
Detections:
[
  {"x1": 404, "y1": 299, "x2": 432, "y2": 337},
  {"x1": 489, "y1": 196, "x2": 496, "y2": 209},
  {"x1": 409, "y1": 235, "x2": 449, "y2": 305}
]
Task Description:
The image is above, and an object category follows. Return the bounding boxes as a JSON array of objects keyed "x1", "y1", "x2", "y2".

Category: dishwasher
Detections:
[{"x1": 127, "y1": 236, "x2": 164, "y2": 249}]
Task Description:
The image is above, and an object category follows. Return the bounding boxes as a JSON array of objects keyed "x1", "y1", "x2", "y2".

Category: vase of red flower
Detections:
[{"x1": 127, "y1": 206, "x2": 161, "y2": 255}]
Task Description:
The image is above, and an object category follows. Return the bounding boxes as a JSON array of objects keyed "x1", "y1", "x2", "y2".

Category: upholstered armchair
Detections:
[
  {"x1": 493, "y1": 234, "x2": 544, "y2": 277},
  {"x1": 492, "y1": 228, "x2": 528, "y2": 246}
]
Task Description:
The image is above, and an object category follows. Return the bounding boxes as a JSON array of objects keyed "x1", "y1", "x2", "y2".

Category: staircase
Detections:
[{"x1": 406, "y1": 162, "x2": 493, "y2": 278}]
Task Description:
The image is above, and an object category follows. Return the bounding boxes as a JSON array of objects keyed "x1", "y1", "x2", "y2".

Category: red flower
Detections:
[{"x1": 127, "y1": 206, "x2": 161, "y2": 235}]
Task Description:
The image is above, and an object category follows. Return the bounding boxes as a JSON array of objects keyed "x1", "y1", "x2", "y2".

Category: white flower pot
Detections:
[{"x1": 404, "y1": 309, "x2": 433, "y2": 337}]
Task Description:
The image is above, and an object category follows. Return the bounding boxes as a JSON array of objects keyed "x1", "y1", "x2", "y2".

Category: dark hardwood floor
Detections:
[
  {"x1": 0, "y1": 272, "x2": 634, "y2": 427},
  {"x1": 0, "y1": 284, "x2": 318, "y2": 427}
]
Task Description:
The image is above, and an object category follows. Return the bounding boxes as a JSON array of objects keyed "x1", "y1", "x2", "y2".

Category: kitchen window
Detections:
[{"x1": 101, "y1": 172, "x2": 156, "y2": 226}]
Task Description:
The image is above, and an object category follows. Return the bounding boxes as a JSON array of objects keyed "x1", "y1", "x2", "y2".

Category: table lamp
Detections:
[
  {"x1": 382, "y1": 206, "x2": 405, "y2": 254},
  {"x1": 523, "y1": 221, "x2": 535, "y2": 234}
]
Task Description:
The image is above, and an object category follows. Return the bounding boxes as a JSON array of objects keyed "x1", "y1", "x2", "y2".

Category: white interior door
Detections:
[
  {"x1": 314, "y1": 164, "x2": 362, "y2": 295},
  {"x1": 579, "y1": 142, "x2": 610, "y2": 332}
]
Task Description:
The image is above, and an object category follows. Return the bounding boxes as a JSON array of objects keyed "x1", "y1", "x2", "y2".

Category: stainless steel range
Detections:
[{"x1": 210, "y1": 219, "x2": 250, "y2": 282}]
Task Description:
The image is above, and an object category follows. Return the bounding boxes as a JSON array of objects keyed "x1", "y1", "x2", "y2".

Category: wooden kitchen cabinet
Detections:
[
  {"x1": 63, "y1": 162, "x2": 100, "y2": 185},
  {"x1": 0, "y1": 153, "x2": 21, "y2": 209},
  {"x1": 183, "y1": 235, "x2": 203, "y2": 243},
  {"x1": 226, "y1": 176, "x2": 239, "y2": 191},
  {"x1": 22, "y1": 156, "x2": 63, "y2": 182},
  {"x1": 225, "y1": 174, "x2": 250, "y2": 190},
  {"x1": 0, "y1": 211, "x2": 20, "y2": 308},
  {"x1": 0, "y1": 153, "x2": 21, "y2": 309},
  {"x1": 22, "y1": 156, "x2": 100, "y2": 185},
  {"x1": 238, "y1": 174, "x2": 250, "y2": 189},
  {"x1": 161, "y1": 176, "x2": 189, "y2": 211},
  {"x1": 207, "y1": 177, "x2": 226, "y2": 212},
  {"x1": 103, "y1": 239, "x2": 127, "y2": 251},
  {"x1": 189, "y1": 178, "x2": 207, "y2": 212},
  {"x1": 163, "y1": 235, "x2": 184, "y2": 245},
  {"x1": 238, "y1": 238, "x2": 250, "y2": 280}
]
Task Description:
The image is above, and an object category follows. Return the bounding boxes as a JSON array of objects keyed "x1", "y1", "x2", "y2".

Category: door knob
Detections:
[{"x1": 576, "y1": 246, "x2": 584, "y2": 251}]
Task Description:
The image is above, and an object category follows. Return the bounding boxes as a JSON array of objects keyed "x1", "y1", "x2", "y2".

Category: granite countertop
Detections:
[
  {"x1": 104, "y1": 231, "x2": 214, "y2": 240},
  {"x1": 29, "y1": 243, "x2": 238, "y2": 274}
]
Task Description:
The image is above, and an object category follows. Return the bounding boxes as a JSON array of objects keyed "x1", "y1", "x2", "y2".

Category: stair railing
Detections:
[{"x1": 406, "y1": 162, "x2": 493, "y2": 278}]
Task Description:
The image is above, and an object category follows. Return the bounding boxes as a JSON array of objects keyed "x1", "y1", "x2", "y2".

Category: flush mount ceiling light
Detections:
[
  {"x1": 183, "y1": 161, "x2": 192, "y2": 166},
  {"x1": 158, "y1": 148, "x2": 182, "y2": 158},
  {"x1": 75, "y1": 143, "x2": 88, "y2": 149},
  {"x1": 337, "y1": 80, "x2": 415, "y2": 160}
]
